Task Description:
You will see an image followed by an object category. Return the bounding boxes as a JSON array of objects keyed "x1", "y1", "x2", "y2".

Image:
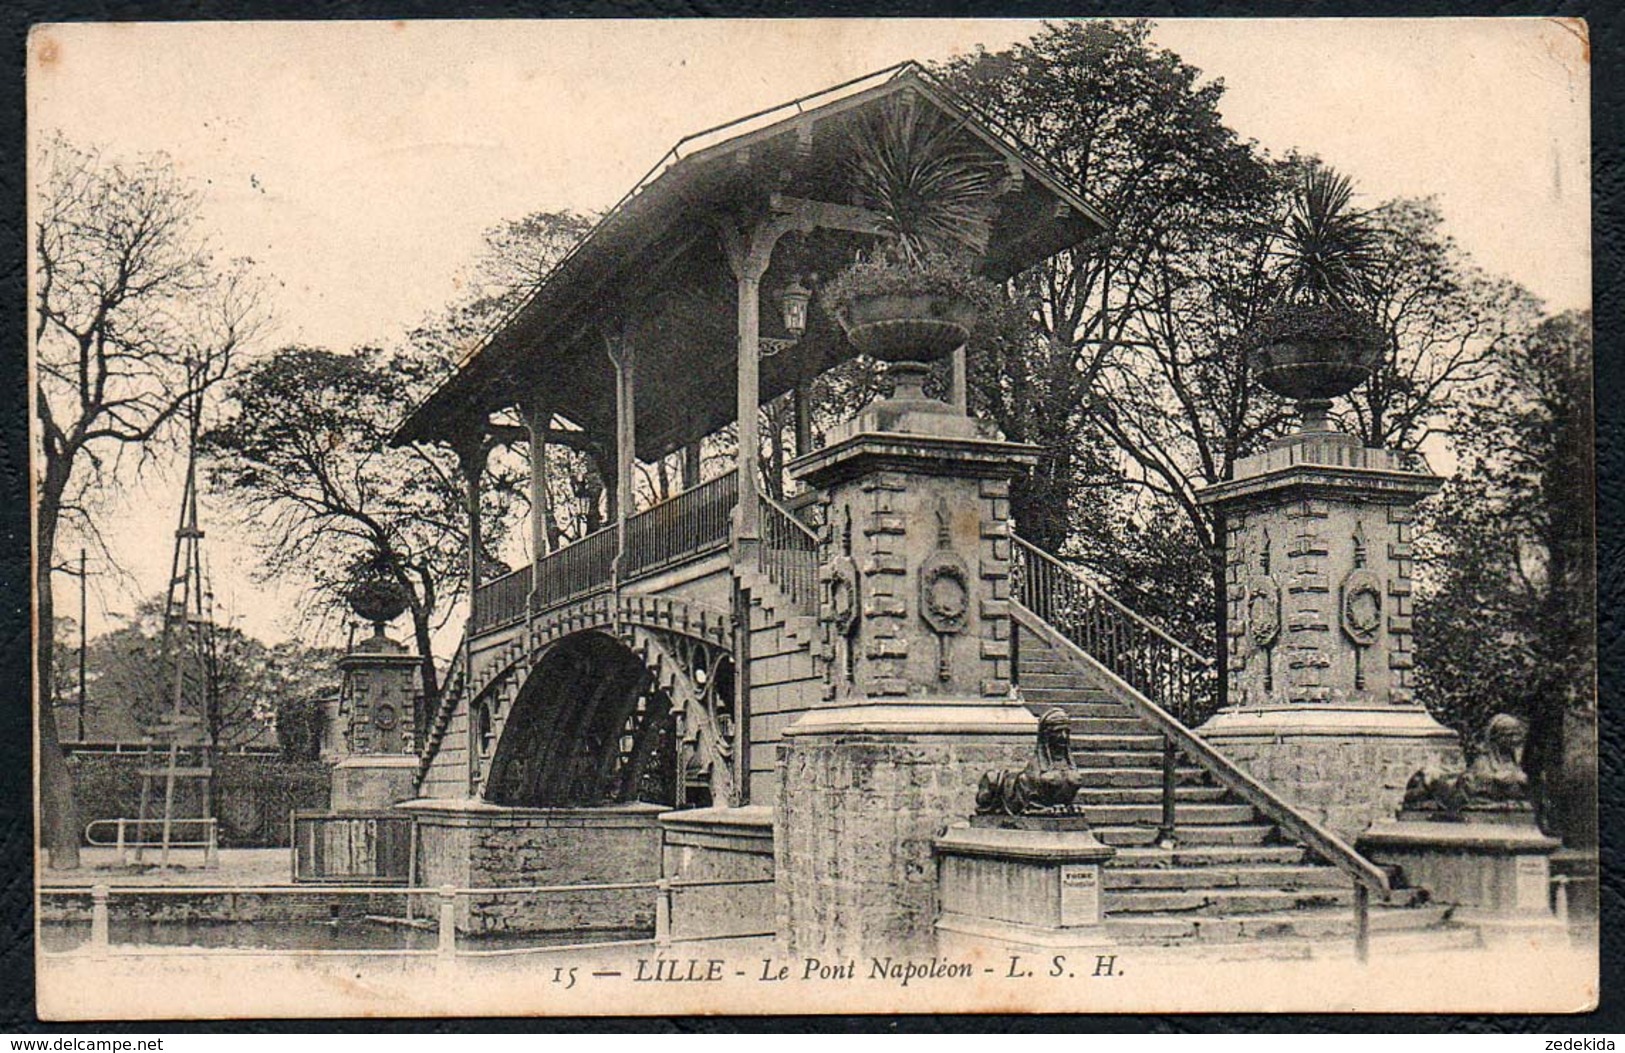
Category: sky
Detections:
[{"x1": 28, "y1": 17, "x2": 1591, "y2": 648}]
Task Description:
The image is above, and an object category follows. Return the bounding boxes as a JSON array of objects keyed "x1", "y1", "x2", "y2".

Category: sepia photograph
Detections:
[{"x1": 27, "y1": 16, "x2": 1597, "y2": 1020}]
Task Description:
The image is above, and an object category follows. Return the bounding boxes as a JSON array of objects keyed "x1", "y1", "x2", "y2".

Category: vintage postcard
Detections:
[{"x1": 28, "y1": 17, "x2": 1596, "y2": 1019}]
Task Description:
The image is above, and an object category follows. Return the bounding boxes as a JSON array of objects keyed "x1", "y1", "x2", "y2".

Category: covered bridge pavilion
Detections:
[{"x1": 394, "y1": 62, "x2": 1104, "y2": 817}]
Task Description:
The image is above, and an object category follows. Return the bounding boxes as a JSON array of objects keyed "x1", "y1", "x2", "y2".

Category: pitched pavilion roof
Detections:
[{"x1": 394, "y1": 62, "x2": 1107, "y2": 459}]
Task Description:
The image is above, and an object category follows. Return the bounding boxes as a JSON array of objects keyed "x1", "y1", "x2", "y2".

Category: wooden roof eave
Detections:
[{"x1": 393, "y1": 64, "x2": 1107, "y2": 451}]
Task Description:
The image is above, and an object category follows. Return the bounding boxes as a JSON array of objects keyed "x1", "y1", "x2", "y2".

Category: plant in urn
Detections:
[
  {"x1": 1245, "y1": 166, "x2": 1386, "y2": 433},
  {"x1": 821, "y1": 94, "x2": 1000, "y2": 406},
  {"x1": 345, "y1": 551, "x2": 411, "y2": 637}
]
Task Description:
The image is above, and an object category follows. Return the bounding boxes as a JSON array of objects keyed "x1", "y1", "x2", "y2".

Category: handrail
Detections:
[
  {"x1": 1013, "y1": 535, "x2": 1209, "y2": 664},
  {"x1": 1012, "y1": 601, "x2": 1394, "y2": 900},
  {"x1": 756, "y1": 491, "x2": 819, "y2": 613},
  {"x1": 1011, "y1": 535, "x2": 1216, "y2": 726},
  {"x1": 533, "y1": 524, "x2": 617, "y2": 613},
  {"x1": 470, "y1": 564, "x2": 531, "y2": 634},
  {"x1": 622, "y1": 470, "x2": 738, "y2": 581},
  {"x1": 415, "y1": 644, "x2": 469, "y2": 788},
  {"x1": 41, "y1": 873, "x2": 780, "y2": 960}
]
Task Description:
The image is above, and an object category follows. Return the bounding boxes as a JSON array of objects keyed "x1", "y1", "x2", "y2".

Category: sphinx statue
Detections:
[
  {"x1": 1402, "y1": 712, "x2": 1531, "y2": 818},
  {"x1": 976, "y1": 708, "x2": 1089, "y2": 817}
]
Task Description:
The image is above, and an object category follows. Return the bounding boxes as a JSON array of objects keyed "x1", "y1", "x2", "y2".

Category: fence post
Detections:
[
  {"x1": 205, "y1": 819, "x2": 220, "y2": 869},
  {"x1": 1552, "y1": 874, "x2": 1570, "y2": 922},
  {"x1": 114, "y1": 819, "x2": 127, "y2": 866},
  {"x1": 655, "y1": 878, "x2": 673, "y2": 948},
  {"x1": 90, "y1": 884, "x2": 110, "y2": 958},
  {"x1": 1353, "y1": 883, "x2": 1370, "y2": 964},
  {"x1": 437, "y1": 885, "x2": 458, "y2": 963}
]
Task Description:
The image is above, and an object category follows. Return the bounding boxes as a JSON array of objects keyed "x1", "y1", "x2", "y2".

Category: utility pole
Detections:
[{"x1": 77, "y1": 548, "x2": 86, "y2": 742}]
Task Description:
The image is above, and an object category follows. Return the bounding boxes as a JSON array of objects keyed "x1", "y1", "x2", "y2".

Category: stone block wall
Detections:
[
  {"x1": 744, "y1": 581, "x2": 821, "y2": 809},
  {"x1": 661, "y1": 805, "x2": 775, "y2": 942},
  {"x1": 774, "y1": 723, "x2": 1032, "y2": 959},
  {"x1": 1224, "y1": 498, "x2": 1421, "y2": 708},
  {"x1": 1211, "y1": 732, "x2": 1459, "y2": 841},
  {"x1": 408, "y1": 803, "x2": 663, "y2": 934}
]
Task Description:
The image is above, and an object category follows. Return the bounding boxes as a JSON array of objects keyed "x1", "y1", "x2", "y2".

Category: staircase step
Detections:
[
  {"x1": 1068, "y1": 717, "x2": 1151, "y2": 736},
  {"x1": 1105, "y1": 864, "x2": 1347, "y2": 890},
  {"x1": 1106, "y1": 905, "x2": 1453, "y2": 945},
  {"x1": 1072, "y1": 733, "x2": 1165, "y2": 751},
  {"x1": 1073, "y1": 767, "x2": 1206, "y2": 787},
  {"x1": 1020, "y1": 688, "x2": 1121, "y2": 706},
  {"x1": 1104, "y1": 886, "x2": 1355, "y2": 916},
  {"x1": 1019, "y1": 671, "x2": 1102, "y2": 688},
  {"x1": 1080, "y1": 802, "x2": 1257, "y2": 826},
  {"x1": 1094, "y1": 824, "x2": 1275, "y2": 848},
  {"x1": 1074, "y1": 785, "x2": 1229, "y2": 805},
  {"x1": 1072, "y1": 750, "x2": 1166, "y2": 769}
]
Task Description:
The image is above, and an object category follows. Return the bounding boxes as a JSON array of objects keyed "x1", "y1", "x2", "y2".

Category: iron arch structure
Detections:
[{"x1": 478, "y1": 618, "x2": 738, "y2": 809}]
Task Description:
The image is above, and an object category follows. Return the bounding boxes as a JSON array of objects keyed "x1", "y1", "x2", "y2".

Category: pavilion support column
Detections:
[
  {"x1": 605, "y1": 329, "x2": 637, "y2": 577},
  {"x1": 457, "y1": 437, "x2": 490, "y2": 651},
  {"x1": 681, "y1": 442, "x2": 702, "y2": 491},
  {"x1": 793, "y1": 382, "x2": 813, "y2": 458},
  {"x1": 734, "y1": 270, "x2": 763, "y2": 547},
  {"x1": 522, "y1": 404, "x2": 551, "y2": 593}
]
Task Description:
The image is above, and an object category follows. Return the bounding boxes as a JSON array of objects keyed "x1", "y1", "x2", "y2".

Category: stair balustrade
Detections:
[
  {"x1": 756, "y1": 492, "x2": 819, "y2": 613},
  {"x1": 1010, "y1": 535, "x2": 1217, "y2": 727},
  {"x1": 1009, "y1": 539, "x2": 1398, "y2": 959}
]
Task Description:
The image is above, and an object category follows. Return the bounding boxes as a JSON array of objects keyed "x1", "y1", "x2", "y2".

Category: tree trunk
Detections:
[
  {"x1": 411, "y1": 605, "x2": 439, "y2": 750},
  {"x1": 36, "y1": 481, "x2": 81, "y2": 869}
]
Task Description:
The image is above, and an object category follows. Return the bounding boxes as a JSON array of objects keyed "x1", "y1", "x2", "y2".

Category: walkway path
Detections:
[{"x1": 41, "y1": 847, "x2": 293, "y2": 887}]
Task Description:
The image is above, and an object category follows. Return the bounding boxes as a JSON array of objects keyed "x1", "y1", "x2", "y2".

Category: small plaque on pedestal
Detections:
[{"x1": 934, "y1": 814, "x2": 1117, "y2": 955}]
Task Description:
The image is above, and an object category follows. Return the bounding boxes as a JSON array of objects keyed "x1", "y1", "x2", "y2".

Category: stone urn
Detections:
[
  {"x1": 1246, "y1": 301, "x2": 1384, "y2": 432},
  {"x1": 346, "y1": 569, "x2": 411, "y2": 630},
  {"x1": 839, "y1": 291, "x2": 976, "y2": 363}
]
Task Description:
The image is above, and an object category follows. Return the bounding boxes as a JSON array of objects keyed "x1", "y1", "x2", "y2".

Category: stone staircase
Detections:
[{"x1": 1017, "y1": 625, "x2": 1467, "y2": 952}]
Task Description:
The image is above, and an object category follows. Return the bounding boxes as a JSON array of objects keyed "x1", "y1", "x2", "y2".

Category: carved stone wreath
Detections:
[
  {"x1": 919, "y1": 559, "x2": 970, "y2": 635},
  {"x1": 823, "y1": 554, "x2": 860, "y2": 639},
  {"x1": 1245, "y1": 574, "x2": 1281, "y2": 651},
  {"x1": 1340, "y1": 568, "x2": 1383, "y2": 647}
]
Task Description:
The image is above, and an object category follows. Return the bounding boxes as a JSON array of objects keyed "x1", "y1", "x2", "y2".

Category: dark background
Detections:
[{"x1": 0, "y1": 0, "x2": 1617, "y2": 1034}]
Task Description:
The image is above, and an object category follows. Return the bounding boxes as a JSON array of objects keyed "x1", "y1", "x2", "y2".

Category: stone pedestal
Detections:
[
  {"x1": 1197, "y1": 430, "x2": 1460, "y2": 840},
  {"x1": 776, "y1": 385, "x2": 1041, "y2": 958},
  {"x1": 1359, "y1": 808, "x2": 1563, "y2": 940},
  {"x1": 331, "y1": 754, "x2": 420, "y2": 811},
  {"x1": 935, "y1": 815, "x2": 1115, "y2": 954}
]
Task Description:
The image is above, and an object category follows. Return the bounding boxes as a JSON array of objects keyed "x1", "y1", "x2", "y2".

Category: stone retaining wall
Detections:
[{"x1": 404, "y1": 801, "x2": 663, "y2": 934}]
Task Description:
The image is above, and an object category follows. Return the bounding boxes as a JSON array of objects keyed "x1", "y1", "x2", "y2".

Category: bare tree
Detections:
[{"x1": 33, "y1": 135, "x2": 265, "y2": 868}]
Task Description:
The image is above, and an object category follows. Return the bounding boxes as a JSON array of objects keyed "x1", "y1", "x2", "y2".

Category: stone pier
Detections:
[
  {"x1": 776, "y1": 380, "x2": 1040, "y2": 958},
  {"x1": 1197, "y1": 430, "x2": 1460, "y2": 840}
]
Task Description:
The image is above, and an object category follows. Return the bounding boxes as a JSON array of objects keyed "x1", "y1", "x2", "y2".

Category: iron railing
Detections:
[
  {"x1": 757, "y1": 492, "x2": 819, "y2": 613},
  {"x1": 1012, "y1": 602, "x2": 1400, "y2": 962},
  {"x1": 623, "y1": 470, "x2": 738, "y2": 581},
  {"x1": 533, "y1": 525, "x2": 618, "y2": 613},
  {"x1": 1010, "y1": 535, "x2": 1217, "y2": 727},
  {"x1": 470, "y1": 565, "x2": 531, "y2": 634}
]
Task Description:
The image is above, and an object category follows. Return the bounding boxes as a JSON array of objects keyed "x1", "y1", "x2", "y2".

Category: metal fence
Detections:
[
  {"x1": 39, "y1": 876, "x2": 778, "y2": 960},
  {"x1": 290, "y1": 811, "x2": 413, "y2": 885}
]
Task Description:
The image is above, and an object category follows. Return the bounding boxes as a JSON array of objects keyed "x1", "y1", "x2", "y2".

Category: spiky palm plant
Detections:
[
  {"x1": 1273, "y1": 165, "x2": 1382, "y2": 305},
  {"x1": 845, "y1": 95, "x2": 1000, "y2": 267}
]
